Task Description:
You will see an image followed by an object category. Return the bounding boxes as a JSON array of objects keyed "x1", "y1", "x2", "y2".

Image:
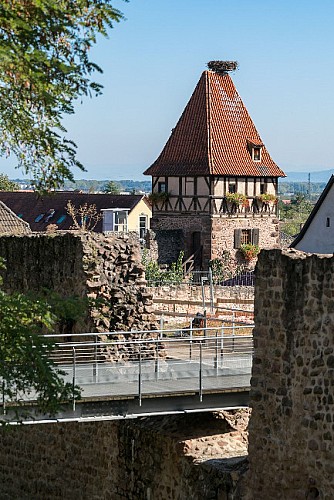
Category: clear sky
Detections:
[{"x1": 2, "y1": 0, "x2": 334, "y2": 181}]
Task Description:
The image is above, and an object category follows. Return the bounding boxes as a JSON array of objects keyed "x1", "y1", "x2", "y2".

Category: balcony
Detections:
[{"x1": 151, "y1": 195, "x2": 278, "y2": 217}]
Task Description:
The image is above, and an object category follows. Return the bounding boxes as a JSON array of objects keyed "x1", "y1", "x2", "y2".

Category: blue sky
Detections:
[{"x1": 2, "y1": 0, "x2": 334, "y2": 181}]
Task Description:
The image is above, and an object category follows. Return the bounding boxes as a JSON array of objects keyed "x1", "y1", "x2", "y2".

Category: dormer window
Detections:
[
  {"x1": 253, "y1": 147, "x2": 261, "y2": 161},
  {"x1": 247, "y1": 139, "x2": 263, "y2": 162}
]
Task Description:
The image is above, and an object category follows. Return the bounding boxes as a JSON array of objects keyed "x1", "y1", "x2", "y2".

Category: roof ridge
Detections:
[{"x1": 205, "y1": 71, "x2": 213, "y2": 175}]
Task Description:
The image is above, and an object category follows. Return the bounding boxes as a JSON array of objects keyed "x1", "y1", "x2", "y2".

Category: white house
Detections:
[{"x1": 291, "y1": 175, "x2": 334, "y2": 253}]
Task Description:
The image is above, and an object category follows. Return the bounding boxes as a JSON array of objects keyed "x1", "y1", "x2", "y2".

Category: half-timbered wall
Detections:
[{"x1": 149, "y1": 174, "x2": 280, "y2": 267}]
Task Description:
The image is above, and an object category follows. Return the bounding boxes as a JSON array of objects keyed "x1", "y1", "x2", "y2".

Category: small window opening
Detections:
[
  {"x1": 228, "y1": 183, "x2": 236, "y2": 193},
  {"x1": 326, "y1": 217, "x2": 330, "y2": 227},
  {"x1": 158, "y1": 182, "x2": 166, "y2": 193},
  {"x1": 241, "y1": 229, "x2": 252, "y2": 245},
  {"x1": 260, "y1": 183, "x2": 266, "y2": 195},
  {"x1": 253, "y1": 147, "x2": 261, "y2": 161}
]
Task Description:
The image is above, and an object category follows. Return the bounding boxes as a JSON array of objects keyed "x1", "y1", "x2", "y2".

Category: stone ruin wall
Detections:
[
  {"x1": 150, "y1": 283, "x2": 254, "y2": 324},
  {"x1": 0, "y1": 233, "x2": 159, "y2": 361},
  {"x1": 149, "y1": 215, "x2": 212, "y2": 265},
  {"x1": 0, "y1": 411, "x2": 250, "y2": 500},
  {"x1": 242, "y1": 249, "x2": 334, "y2": 499},
  {"x1": 147, "y1": 216, "x2": 280, "y2": 269}
]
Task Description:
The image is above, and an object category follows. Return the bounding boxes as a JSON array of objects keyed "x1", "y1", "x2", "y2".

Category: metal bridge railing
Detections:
[
  {"x1": 2, "y1": 325, "x2": 254, "y2": 413},
  {"x1": 46, "y1": 325, "x2": 254, "y2": 407}
]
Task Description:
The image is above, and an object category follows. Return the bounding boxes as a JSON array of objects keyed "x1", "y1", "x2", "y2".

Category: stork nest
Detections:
[{"x1": 207, "y1": 60, "x2": 239, "y2": 74}]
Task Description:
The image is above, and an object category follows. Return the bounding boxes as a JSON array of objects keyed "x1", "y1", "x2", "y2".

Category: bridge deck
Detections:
[{"x1": 2, "y1": 327, "x2": 253, "y2": 423}]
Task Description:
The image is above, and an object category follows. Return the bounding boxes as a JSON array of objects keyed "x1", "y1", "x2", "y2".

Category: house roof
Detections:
[
  {"x1": 290, "y1": 175, "x2": 334, "y2": 248},
  {"x1": 0, "y1": 200, "x2": 31, "y2": 234},
  {"x1": 144, "y1": 70, "x2": 285, "y2": 178},
  {"x1": 0, "y1": 192, "x2": 149, "y2": 232}
]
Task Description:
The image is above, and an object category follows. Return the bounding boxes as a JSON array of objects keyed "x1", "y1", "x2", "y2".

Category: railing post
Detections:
[
  {"x1": 159, "y1": 316, "x2": 164, "y2": 339},
  {"x1": 208, "y1": 268, "x2": 214, "y2": 313},
  {"x1": 221, "y1": 324, "x2": 224, "y2": 368},
  {"x1": 93, "y1": 342, "x2": 98, "y2": 383},
  {"x1": 155, "y1": 334, "x2": 159, "y2": 380},
  {"x1": 138, "y1": 344, "x2": 142, "y2": 407},
  {"x1": 232, "y1": 311, "x2": 235, "y2": 352},
  {"x1": 72, "y1": 347, "x2": 76, "y2": 411},
  {"x1": 189, "y1": 318, "x2": 193, "y2": 360},
  {"x1": 215, "y1": 333, "x2": 219, "y2": 376},
  {"x1": 199, "y1": 342, "x2": 203, "y2": 402}
]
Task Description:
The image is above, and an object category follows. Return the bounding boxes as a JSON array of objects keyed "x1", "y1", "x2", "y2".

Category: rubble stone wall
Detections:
[
  {"x1": 150, "y1": 283, "x2": 254, "y2": 320},
  {"x1": 0, "y1": 412, "x2": 249, "y2": 500},
  {"x1": 0, "y1": 232, "x2": 157, "y2": 334},
  {"x1": 211, "y1": 216, "x2": 280, "y2": 262},
  {"x1": 145, "y1": 229, "x2": 184, "y2": 265},
  {"x1": 150, "y1": 214, "x2": 212, "y2": 265},
  {"x1": 243, "y1": 249, "x2": 334, "y2": 499}
]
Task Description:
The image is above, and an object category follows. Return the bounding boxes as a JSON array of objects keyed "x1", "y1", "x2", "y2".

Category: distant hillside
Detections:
[
  {"x1": 283, "y1": 169, "x2": 334, "y2": 183},
  {"x1": 11, "y1": 178, "x2": 152, "y2": 193}
]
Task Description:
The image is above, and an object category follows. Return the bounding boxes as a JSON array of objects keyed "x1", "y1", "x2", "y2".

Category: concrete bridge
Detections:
[{"x1": 2, "y1": 325, "x2": 253, "y2": 423}]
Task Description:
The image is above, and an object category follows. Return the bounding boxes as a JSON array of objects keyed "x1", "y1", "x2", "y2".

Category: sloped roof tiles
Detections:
[
  {"x1": 0, "y1": 192, "x2": 148, "y2": 232},
  {"x1": 0, "y1": 200, "x2": 31, "y2": 234},
  {"x1": 144, "y1": 70, "x2": 285, "y2": 178}
]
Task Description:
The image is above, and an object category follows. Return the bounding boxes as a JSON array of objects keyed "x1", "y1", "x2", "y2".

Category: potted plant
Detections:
[
  {"x1": 256, "y1": 193, "x2": 277, "y2": 204},
  {"x1": 239, "y1": 243, "x2": 260, "y2": 261},
  {"x1": 225, "y1": 192, "x2": 247, "y2": 206},
  {"x1": 148, "y1": 191, "x2": 170, "y2": 205}
]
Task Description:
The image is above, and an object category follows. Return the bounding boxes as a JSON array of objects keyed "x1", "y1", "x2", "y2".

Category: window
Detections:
[
  {"x1": 34, "y1": 214, "x2": 45, "y2": 223},
  {"x1": 114, "y1": 211, "x2": 128, "y2": 232},
  {"x1": 260, "y1": 183, "x2": 266, "y2": 195},
  {"x1": 228, "y1": 183, "x2": 236, "y2": 193},
  {"x1": 253, "y1": 148, "x2": 261, "y2": 161},
  {"x1": 185, "y1": 177, "x2": 194, "y2": 196},
  {"x1": 139, "y1": 215, "x2": 147, "y2": 239},
  {"x1": 102, "y1": 209, "x2": 129, "y2": 232},
  {"x1": 234, "y1": 228, "x2": 259, "y2": 248},
  {"x1": 158, "y1": 182, "x2": 166, "y2": 193},
  {"x1": 326, "y1": 217, "x2": 331, "y2": 228},
  {"x1": 56, "y1": 215, "x2": 66, "y2": 224}
]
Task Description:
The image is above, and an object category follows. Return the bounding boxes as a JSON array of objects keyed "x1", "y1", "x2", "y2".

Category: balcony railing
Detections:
[{"x1": 152, "y1": 195, "x2": 278, "y2": 217}]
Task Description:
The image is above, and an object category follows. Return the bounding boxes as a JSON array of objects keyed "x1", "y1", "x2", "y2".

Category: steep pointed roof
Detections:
[{"x1": 144, "y1": 70, "x2": 285, "y2": 178}]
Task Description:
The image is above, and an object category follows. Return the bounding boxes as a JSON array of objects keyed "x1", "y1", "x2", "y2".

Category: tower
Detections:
[{"x1": 144, "y1": 62, "x2": 286, "y2": 268}]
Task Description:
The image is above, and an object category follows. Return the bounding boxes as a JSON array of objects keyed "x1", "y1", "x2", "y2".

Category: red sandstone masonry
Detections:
[{"x1": 242, "y1": 249, "x2": 334, "y2": 499}]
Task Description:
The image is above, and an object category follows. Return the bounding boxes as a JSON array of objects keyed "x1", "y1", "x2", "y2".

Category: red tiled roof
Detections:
[
  {"x1": 144, "y1": 71, "x2": 285, "y2": 178},
  {"x1": 0, "y1": 200, "x2": 31, "y2": 234},
  {"x1": 0, "y1": 192, "x2": 147, "y2": 232}
]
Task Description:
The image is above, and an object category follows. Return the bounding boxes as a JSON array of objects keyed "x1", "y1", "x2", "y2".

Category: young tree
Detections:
[
  {"x1": 66, "y1": 200, "x2": 102, "y2": 232},
  {"x1": 103, "y1": 180, "x2": 121, "y2": 194},
  {"x1": 0, "y1": 1, "x2": 124, "y2": 190},
  {"x1": 0, "y1": 173, "x2": 19, "y2": 191}
]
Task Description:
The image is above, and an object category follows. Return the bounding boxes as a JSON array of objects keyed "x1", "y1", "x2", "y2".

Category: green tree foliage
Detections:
[
  {"x1": 0, "y1": 173, "x2": 19, "y2": 191},
  {"x1": 103, "y1": 180, "x2": 121, "y2": 194},
  {"x1": 0, "y1": 259, "x2": 80, "y2": 421},
  {"x1": 0, "y1": 0, "x2": 124, "y2": 190},
  {"x1": 279, "y1": 194, "x2": 314, "y2": 237},
  {"x1": 143, "y1": 251, "x2": 184, "y2": 286}
]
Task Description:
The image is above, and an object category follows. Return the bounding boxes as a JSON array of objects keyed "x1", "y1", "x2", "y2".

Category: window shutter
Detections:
[
  {"x1": 252, "y1": 228, "x2": 259, "y2": 245},
  {"x1": 234, "y1": 229, "x2": 242, "y2": 249}
]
